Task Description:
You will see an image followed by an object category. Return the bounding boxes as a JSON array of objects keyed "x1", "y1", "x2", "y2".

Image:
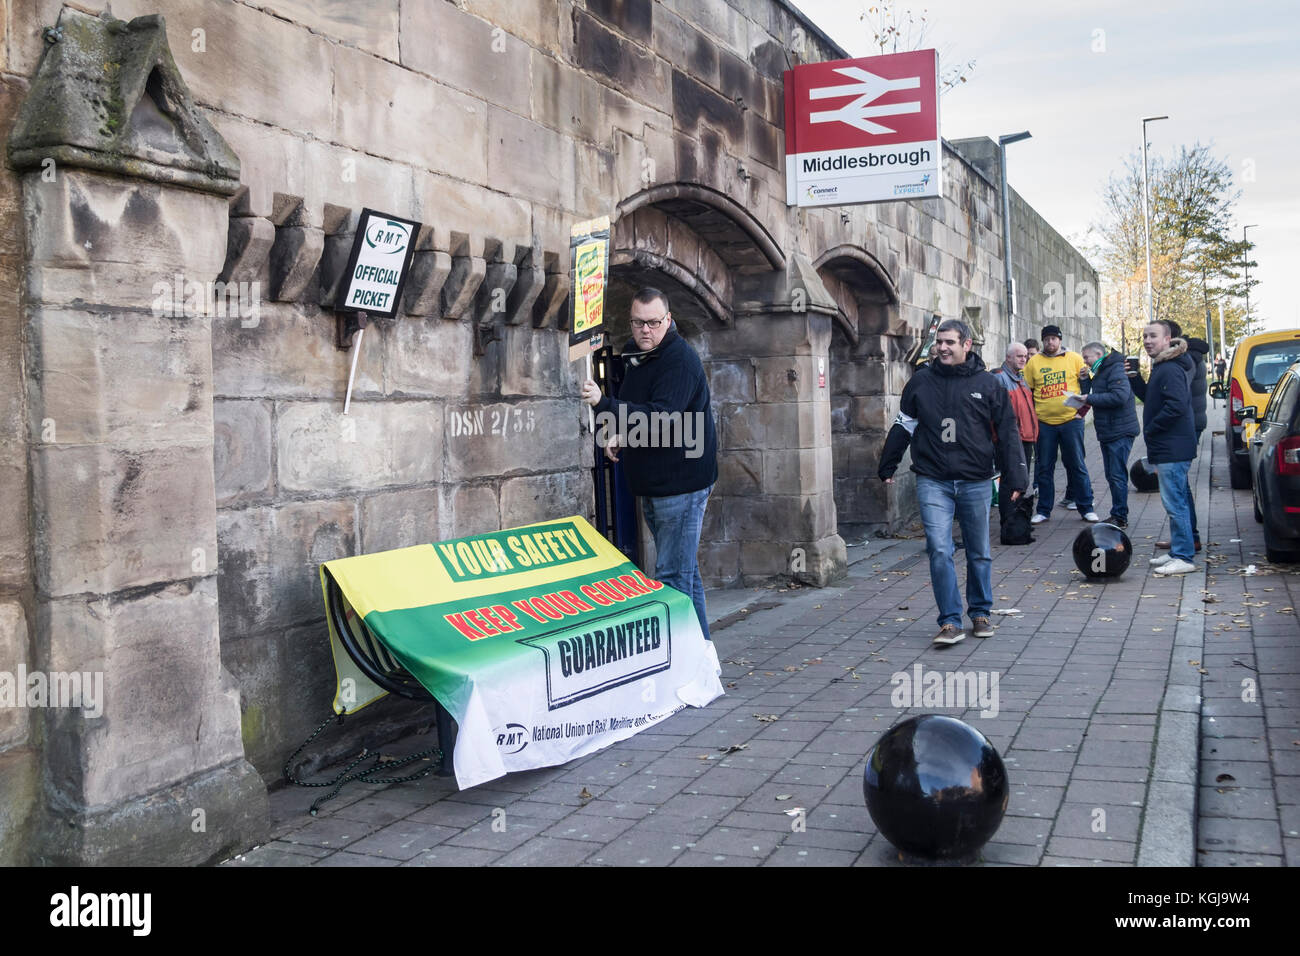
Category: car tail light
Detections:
[
  {"x1": 1280, "y1": 436, "x2": 1300, "y2": 476},
  {"x1": 1230, "y1": 378, "x2": 1245, "y2": 426}
]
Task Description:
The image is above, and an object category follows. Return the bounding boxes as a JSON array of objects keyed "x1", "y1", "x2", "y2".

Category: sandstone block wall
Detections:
[
  {"x1": 0, "y1": 1, "x2": 1099, "y2": 837},
  {"x1": 949, "y1": 136, "x2": 1101, "y2": 351}
]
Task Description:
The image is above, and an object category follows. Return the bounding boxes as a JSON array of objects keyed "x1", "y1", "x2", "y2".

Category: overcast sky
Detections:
[{"x1": 793, "y1": 0, "x2": 1298, "y2": 332}]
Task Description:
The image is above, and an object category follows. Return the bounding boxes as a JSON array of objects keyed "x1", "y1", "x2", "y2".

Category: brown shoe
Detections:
[
  {"x1": 1155, "y1": 540, "x2": 1202, "y2": 552},
  {"x1": 932, "y1": 624, "x2": 965, "y2": 646},
  {"x1": 971, "y1": 617, "x2": 995, "y2": 638}
]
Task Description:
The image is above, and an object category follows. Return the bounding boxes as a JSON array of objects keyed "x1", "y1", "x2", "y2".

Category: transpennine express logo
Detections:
[{"x1": 365, "y1": 218, "x2": 410, "y2": 254}]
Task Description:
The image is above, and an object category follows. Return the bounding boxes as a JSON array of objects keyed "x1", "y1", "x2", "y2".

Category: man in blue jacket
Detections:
[
  {"x1": 1130, "y1": 321, "x2": 1204, "y2": 552},
  {"x1": 878, "y1": 319, "x2": 1028, "y2": 646},
  {"x1": 1140, "y1": 321, "x2": 1198, "y2": 576},
  {"x1": 1079, "y1": 342, "x2": 1139, "y2": 528},
  {"x1": 581, "y1": 288, "x2": 718, "y2": 639}
]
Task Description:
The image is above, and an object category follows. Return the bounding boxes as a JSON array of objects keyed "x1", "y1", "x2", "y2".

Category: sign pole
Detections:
[
  {"x1": 569, "y1": 216, "x2": 610, "y2": 435},
  {"x1": 585, "y1": 352, "x2": 595, "y2": 433},
  {"x1": 343, "y1": 313, "x2": 366, "y2": 415}
]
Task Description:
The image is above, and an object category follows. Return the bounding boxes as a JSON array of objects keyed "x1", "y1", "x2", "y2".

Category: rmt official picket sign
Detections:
[{"x1": 338, "y1": 209, "x2": 421, "y2": 318}]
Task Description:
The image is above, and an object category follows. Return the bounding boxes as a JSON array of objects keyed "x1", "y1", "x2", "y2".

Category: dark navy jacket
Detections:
[
  {"x1": 877, "y1": 352, "x2": 1029, "y2": 490},
  {"x1": 1186, "y1": 337, "x2": 1209, "y2": 435},
  {"x1": 1141, "y1": 340, "x2": 1197, "y2": 464},
  {"x1": 1080, "y1": 351, "x2": 1139, "y2": 443},
  {"x1": 594, "y1": 326, "x2": 718, "y2": 497}
]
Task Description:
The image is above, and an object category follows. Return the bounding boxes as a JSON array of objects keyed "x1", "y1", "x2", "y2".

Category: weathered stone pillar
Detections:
[
  {"x1": 8, "y1": 9, "x2": 266, "y2": 863},
  {"x1": 707, "y1": 256, "x2": 847, "y2": 586}
]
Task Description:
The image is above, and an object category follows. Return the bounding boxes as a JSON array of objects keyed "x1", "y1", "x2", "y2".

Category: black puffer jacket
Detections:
[
  {"x1": 1133, "y1": 336, "x2": 1210, "y2": 438},
  {"x1": 1142, "y1": 339, "x2": 1197, "y2": 464},
  {"x1": 878, "y1": 352, "x2": 1028, "y2": 490},
  {"x1": 1186, "y1": 337, "x2": 1209, "y2": 435}
]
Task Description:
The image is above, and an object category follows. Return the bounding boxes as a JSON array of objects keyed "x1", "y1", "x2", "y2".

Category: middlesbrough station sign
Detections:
[{"x1": 784, "y1": 49, "x2": 941, "y2": 208}]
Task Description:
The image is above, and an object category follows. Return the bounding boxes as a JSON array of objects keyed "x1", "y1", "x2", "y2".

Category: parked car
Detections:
[
  {"x1": 1223, "y1": 328, "x2": 1300, "y2": 489},
  {"x1": 1242, "y1": 359, "x2": 1300, "y2": 562}
]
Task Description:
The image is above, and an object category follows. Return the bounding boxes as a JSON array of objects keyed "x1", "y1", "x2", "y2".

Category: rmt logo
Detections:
[{"x1": 495, "y1": 723, "x2": 529, "y2": 755}]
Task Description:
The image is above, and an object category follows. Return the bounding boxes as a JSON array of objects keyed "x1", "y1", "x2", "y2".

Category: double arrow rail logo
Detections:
[{"x1": 807, "y1": 66, "x2": 921, "y2": 134}]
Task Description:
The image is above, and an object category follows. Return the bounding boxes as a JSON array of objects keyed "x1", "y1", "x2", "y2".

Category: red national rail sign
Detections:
[{"x1": 784, "y1": 49, "x2": 941, "y2": 207}]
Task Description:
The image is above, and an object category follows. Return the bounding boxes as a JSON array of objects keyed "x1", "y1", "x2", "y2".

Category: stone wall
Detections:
[
  {"x1": 949, "y1": 136, "x2": 1101, "y2": 351},
  {"x1": 0, "y1": 35, "x2": 33, "y2": 865},
  {"x1": 0, "y1": 0, "x2": 1097, "y2": 861}
]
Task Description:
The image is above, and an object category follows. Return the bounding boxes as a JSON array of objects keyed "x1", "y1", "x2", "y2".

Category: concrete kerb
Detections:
[{"x1": 1136, "y1": 428, "x2": 1211, "y2": 866}]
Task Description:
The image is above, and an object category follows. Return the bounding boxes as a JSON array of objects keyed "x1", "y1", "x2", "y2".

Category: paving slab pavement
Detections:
[{"x1": 226, "y1": 421, "x2": 1299, "y2": 867}]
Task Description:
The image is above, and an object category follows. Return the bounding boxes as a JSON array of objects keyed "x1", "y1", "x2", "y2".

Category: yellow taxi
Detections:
[{"x1": 1222, "y1": 328, "x2": 1300, "y2": 488}]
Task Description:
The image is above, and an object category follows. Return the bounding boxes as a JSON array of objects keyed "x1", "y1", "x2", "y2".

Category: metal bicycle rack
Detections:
[{"x1": 322, "y1": 567, "x2": 457, "y2": 772}]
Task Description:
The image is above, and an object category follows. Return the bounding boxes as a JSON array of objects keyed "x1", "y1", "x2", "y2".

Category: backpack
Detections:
[{"x1": 1000, "y1": 493, "x2": 1036, "y2": 545}]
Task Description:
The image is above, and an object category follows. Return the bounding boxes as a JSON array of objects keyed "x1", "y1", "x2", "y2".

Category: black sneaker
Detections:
[{"x1": 1104, "y1": 514, "x2": 1127, "y2": 528}]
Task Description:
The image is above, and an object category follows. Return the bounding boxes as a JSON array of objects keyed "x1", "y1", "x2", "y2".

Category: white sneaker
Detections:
[
  {"x1": 1149, "y1": 554, "x2": 1173, "y2": 566},
  {"x1": 1064, "y1": 500, "x2": 1078, "y2": 511},
  {"x1": 1154, "y1": 558, "x2": 1197, "y2": 576},
  {"x1": 1082, "y1": 511, "x2": 1100, "y2": 522},
  {"x1": 1031, "y1": 514, "x2": 1048, "y2": 524}
]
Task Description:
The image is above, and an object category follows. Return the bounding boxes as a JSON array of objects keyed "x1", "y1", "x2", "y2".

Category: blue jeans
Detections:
[
  {"x1": 1036, "y1": 418, "x2": 1093, "y2": 516},
  {"x1": 1155, "y1": 460, "x2": 1195, "y2": 561},
  {"x1": 1100, "y1": 436, "x2": 1134, "y2": 520},
  {"x1": 642, "y1": 486, "x2": 712, "y2": 641},
  {"x1": 1190, "y1": 430, "x2": 1203, "y2": 541},
  {"x1": 916, "y1": 476, "x2": 993, "y2": 628}
]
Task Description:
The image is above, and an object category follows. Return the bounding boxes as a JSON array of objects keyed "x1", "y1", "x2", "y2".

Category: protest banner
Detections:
[{"x1": 320, "y1": 516, "x2": 723, "y2": 788}]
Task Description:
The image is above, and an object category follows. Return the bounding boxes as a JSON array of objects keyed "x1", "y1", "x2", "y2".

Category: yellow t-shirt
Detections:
[{"x1": 1025, "y1": 350, "x2": 1085, "y2": 425}]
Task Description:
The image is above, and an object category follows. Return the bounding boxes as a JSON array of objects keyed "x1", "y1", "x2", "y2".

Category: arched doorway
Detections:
[
  {"x1": 589, "y1": 183, "x2": 843, "y2": 587},
  {"x1": 815, "y1": 244, "x2": 904, "y2": 542}
]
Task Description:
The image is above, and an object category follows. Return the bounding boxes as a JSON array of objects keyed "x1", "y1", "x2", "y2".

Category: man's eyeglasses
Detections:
[{"x1": 630, "y1": 317, "x2": 666, "y2": 329}]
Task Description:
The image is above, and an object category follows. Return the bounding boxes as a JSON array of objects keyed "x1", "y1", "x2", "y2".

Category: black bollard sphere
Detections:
[
  {"x1": 1072, "y1": 522, "x2": 1132, "y2": 579},
  {"x1": 1130, "y1": 457, "x2": 1159, "y2": 492},
  {"x1": 863, "y1": 715, "x2": 1009, "y2": 859}
]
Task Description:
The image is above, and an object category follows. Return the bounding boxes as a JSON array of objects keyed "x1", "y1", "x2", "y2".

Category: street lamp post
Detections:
[
  {"x1": 1243, "y1": 224, "x2": 1258, "y2": 335},
  {"x1": 1141, "y1": 115, "x2": 1169, "y2": 324},
  {"x1": 999, "y1": 130, "x2": 1031, "y2": 346}
]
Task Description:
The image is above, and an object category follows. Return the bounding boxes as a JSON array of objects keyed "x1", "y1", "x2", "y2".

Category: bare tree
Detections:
[
  {"x1": 860, "y1": 3, "x2": 975, "y2": 94},
  {"x1": 1088, "y1": 143, "x2": 1255, "y2": 346}
]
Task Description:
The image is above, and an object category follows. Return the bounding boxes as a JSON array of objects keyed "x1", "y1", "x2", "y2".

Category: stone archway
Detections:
[
  {"x1": 602, "y1": 184, "x2": 844, "y2": 587},
  {"x1": 815, "y1": 244, "x2": 907, "y2": 541}
]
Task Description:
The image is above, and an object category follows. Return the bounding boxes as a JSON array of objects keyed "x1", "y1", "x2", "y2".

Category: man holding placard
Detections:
[{"x1": 580, "y1": 288, "x2": 718, "y2": 640}]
